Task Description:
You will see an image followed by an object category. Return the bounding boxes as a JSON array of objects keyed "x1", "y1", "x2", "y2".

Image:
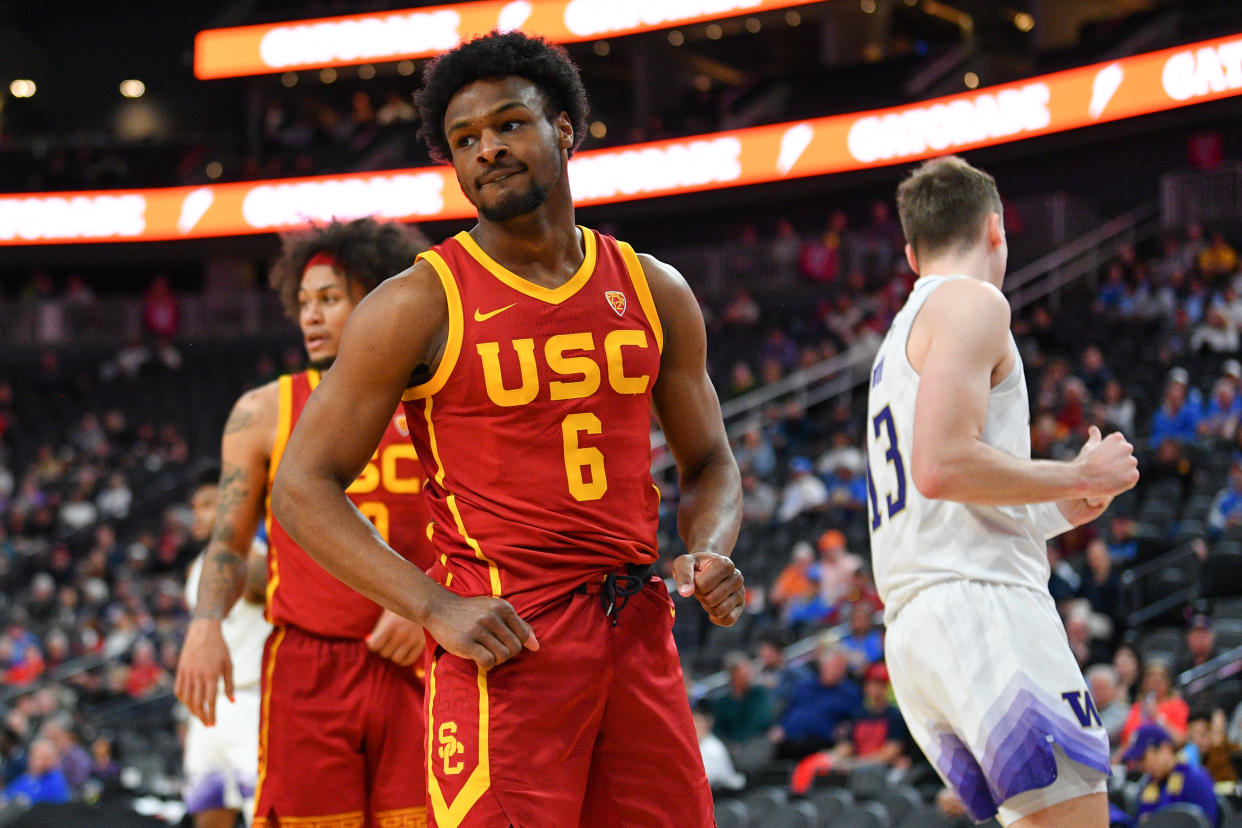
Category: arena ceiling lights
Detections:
[
  {"x1": 193, "y1": 0, "x2": 824, "y2": 79},
  {"x1": 4, "y1": 31, "x2": 1242, "y2": 245}
]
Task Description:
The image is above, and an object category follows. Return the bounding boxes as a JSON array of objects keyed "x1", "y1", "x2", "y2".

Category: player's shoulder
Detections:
[
  {"x1": 234, "y1": 378, "x2": 280, "y2": 416},
  {"x1": 922, "y1": 276, "x2": 1010, "y2": 326}
]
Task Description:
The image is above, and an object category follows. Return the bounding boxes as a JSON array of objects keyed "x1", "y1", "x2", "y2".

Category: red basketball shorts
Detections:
[
  {"x1": 424, "y1": 577, "x2": 713, "y2": 828},
  {"x1": 253, "y1": 625, "x2": 428, "y2": 828}
]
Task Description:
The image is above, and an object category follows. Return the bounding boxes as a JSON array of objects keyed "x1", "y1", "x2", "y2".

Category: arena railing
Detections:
[{"x1": 1160, "y1": 163, "x2": 1242, "y2": 229}]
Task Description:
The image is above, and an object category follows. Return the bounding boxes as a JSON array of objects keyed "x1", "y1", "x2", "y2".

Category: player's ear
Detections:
[
  {"x1": 986, "y1": 212, "x2": 1005, "y2": 250},
  {"x1": 904, "y1": 243, "x2": 919, "y2": 275},
  {"x1": 555, "y1": 112, "x2": 574, "y2": 151}
]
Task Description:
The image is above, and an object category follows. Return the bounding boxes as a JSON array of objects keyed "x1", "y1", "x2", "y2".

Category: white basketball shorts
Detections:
[
  {"x1": 183, "y1": 686, "x2": 261, "y2": 821},
  {"x1": 885, "y1": 580, "x2": 1110, "y2": 826}
]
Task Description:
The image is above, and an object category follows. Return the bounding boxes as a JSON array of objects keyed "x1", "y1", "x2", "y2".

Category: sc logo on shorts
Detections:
[{"x1": 437, "y1": 722, "x2": 465, "y2": 775}]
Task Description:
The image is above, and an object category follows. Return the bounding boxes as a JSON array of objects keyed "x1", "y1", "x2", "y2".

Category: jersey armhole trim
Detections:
[
  {"x1": 618, "y1": 241, "x2": 664, "y2": 354},
  {"x1": 403, "y1": 250, "x2": 463, "y2": 401},
  {"x1": 268, "y1": 374, "x2": 294, "y2": 486}
]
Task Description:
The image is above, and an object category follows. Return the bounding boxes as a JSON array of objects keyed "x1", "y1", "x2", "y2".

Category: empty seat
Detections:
[
  {"x1": 1143, "y1": 802, "x2": 1213, "y2": 828},
  {"x1": 714, "y1": 798, "x2": 748, "y2": 828},
  {"x1": 879, "y1": 785, "x2": 925, "y2": 825}
]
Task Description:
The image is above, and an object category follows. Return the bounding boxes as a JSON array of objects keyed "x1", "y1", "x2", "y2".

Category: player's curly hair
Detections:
[
  {"x1": 415, "y1": 31, "x2": 589, "y2": 165},
  {"x1": 268, "y1": 217, "x2": 429, "y2": 319}
]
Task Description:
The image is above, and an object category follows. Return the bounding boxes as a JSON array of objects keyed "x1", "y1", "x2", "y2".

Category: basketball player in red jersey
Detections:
[
  {"x1": 272, "y1": 33, "x2": 744, "y2": 827},
  {"x1": 175, "y1": 218, "x2": 436, "y2": 828}
]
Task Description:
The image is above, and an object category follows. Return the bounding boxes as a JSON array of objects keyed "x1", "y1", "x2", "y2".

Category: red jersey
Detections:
[
  {"x1": 266, "y1": 369, "x2": 434, "y2": 639},
  {"x1": 402, "y1": 227, "x2": 663, "y2": 616}
]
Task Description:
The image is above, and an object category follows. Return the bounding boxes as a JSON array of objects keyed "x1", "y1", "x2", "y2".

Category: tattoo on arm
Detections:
[
  {"x1": 223, "y1": 405, "x2": 256, "y2": 436},
  {"x1": 194, "y1": 462, "x2": 252, "y2": 620}
]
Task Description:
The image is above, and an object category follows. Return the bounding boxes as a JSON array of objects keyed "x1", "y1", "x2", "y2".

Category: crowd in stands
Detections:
[{"x1": 2, "y1": 208, "x2": 1242, "y2": 826}]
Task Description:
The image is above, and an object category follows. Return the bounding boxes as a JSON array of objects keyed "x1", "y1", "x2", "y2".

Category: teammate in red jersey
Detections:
[
  {"x1": 175, "y1": 217, "x2": 436, "y2": 828},
  {"x1": 272, "y1": 33, "x2": 744, "y2": 827}
]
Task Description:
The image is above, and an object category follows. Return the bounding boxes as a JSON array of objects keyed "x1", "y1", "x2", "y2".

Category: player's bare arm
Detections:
[
  {"x1": 270, "y1": 262, "x2": 538, "y2": 669},
  {"x1": 175, "y1": 382, "x2": 277, "y2": 726},
  {"x1": 908, "y1": 278, "x2": 1138, "y2": 507},
  {"x1": 642, "y1": 254, "x2": 744, "y2": 626}
]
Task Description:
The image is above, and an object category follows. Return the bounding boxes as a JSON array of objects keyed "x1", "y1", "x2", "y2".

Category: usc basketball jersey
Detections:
[
  {"x1": 402, "y1": 227, "x2": 662, "y2": 617},
  {"x1": 865, "y1": 275, "x2": 1070, "y2": 624},
  {"x1": 265, "y1": 369, "x2": 434, "y2": 639}
]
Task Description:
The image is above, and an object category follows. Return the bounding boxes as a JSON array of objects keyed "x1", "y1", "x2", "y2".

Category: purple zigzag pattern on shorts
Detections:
[
  {"x1": 928, "y1": 673, "x2": 1110, "y2": 823},
  {"x1": 931, "y1": 732, "x2": 997, "y2": 822},
  {"x1": 185, "y1": 770, "x2": 227, "y2": 814}
]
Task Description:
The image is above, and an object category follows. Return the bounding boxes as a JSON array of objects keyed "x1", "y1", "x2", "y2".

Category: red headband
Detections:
[{"x1": 304, "y1": 251, "x2": 345, "y2": 275}]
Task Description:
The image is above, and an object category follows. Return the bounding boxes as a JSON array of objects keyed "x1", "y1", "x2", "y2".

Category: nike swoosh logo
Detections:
[{"x1": 473, "y1": 303, "x2": 517, "y2": 322}]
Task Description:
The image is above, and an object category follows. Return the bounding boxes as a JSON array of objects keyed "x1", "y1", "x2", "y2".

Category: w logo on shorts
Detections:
[{"x1": 1060, "y1": 690, "x2": 1103, "y2": 728}]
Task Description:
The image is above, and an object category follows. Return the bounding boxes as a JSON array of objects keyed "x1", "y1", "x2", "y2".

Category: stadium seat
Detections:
[
  {"x1": 714, "y1": 798, "x2": 749, "y2": 828},
  {"x1": 879, "y1": 785, "x2": 925, "y2": 825},
  {"x1": 767, "y1": 800, "x2": 819, "y2": 828},
  {"x1": 847, "y1": 764, "x2": 889, "y2": 800},
  {"x1": 1140, "y1": 627, "x2": 1188, "y2": 662},
  {"x1": 1214, "y1": 618, "x2": 1242, "y2": 652},
  {"x1": 833, "y1": 801, "x2": 890, "y2": 828},
  {"x1": 1214, "y1": 597, "x2": 1242, "y2": 621},
  {"x1": 1202, "y1": 551, "x2": 1242, "y2": 599},
  {"x1": 811, "y1": 787, "x2": 854, "y2": 824},
  {"x1": 743, "y1": 786, "x2": 787, "y2": 821},
  {"x1": 1142, "y1": 803, "x2": 1213, "y2": 828}
]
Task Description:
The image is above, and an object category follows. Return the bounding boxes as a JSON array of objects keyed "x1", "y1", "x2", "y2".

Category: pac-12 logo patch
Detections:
[
  {"x1": 393, "y1": 413, "x2": 409, "y2": 437},
  {"x1": 605, "y1": 290, "x2": 627, "y2": 317}
]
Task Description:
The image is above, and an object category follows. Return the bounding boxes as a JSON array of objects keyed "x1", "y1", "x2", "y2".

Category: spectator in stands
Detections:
[
  {"x1": 1124, "y1": 723, "x2": 1218, "y2": 826},
  {"x1": 1078, "y1": 539, "x2": 1122, "y2": 632},
  {"x1": 1146, "y1": 436, "x2": 1196, "y2": 503},
  {"x1": 1121, "y1": 659, "x2": 1189, "y2": 745},
  {"x1": 1198, "y1": 231, "x2": 1238, "y2": 283},
  {"x1": 799, "y1": 211, "x2": 847, "y2": 284},
  {"x1": 815, "y1": 430, "x2": 865, "y2": 478},
  {"x1": 1108, "y1": 516, "x2": 1140, "y2": 563},
  {"x1": 1207, "y1": 455, "x2": 1242, "y2": 535},
  {"x1": 713, "y1": 651, "x2": 773, "y2": 746},
  {"x1": 1100, "y1": 379, "x2": 1136, "y2": 436},
  {"x1": 1177, "y1": 615, "x2": 1220, "y2": 680},
  {"x1": 1, "y1": 623, "x2": 44, "y2": 687},
  {"x1": 754, "y1": 632, "x2": 809, "y2": 715},
  {"x1": 813, "y1": 529, "x2": 862, "y2": 610},
  {"x1": 123, "y1": 637, "x2": 167, "y2": 699},
  {"x1": 38, "y1": 715, "x2": 89, "y2": 795},
  {"x1": 1063, "y1": 600, "x2": 1112, "y2": 670},
  {"x1": 692, "y1": 702, "x2": 745, "y2": 792},
  {"x1": 1186, "y1": 708, "x2": 1238, "y2": 783},
  {"x1": 3, "y1": 738, "x2": 70, "y2": 806},
  {"x1": 734, "y1": 426, "x2": 776, "y2": 479},
  {"x1": 777, "y1": 456, "x2": 828, "y2": 522},
  {"x1": 740, "y1": 472, "x2": 778, "y2": 525},
  {"x1": 771, "y1": 645, "x2": 861, "y2": 760},
  {"x1": 1079, "y1": 345, "x2": 1114, "y2": 400},
  {"x1": 839, "y1": 601, "x2": 883, "y2": 673},
  {"x1": 1086, "y1": 664, "x2": 1130, "y2": 749},
  {"x1": 1150, "y1": 368, "x2": 1203, "y2": 447},
  {"x1": 1198, "y1": 379, "x2": 1241, "y2": 443},
  {"x1": 87, "y1": 736, "x2": 122, "y2": 797},
  {"x1": 726, "y1": 361, "x2": 757, "y2": 400},
  {"x1": 770, "y1": 219, "x2": 801, "y2": 277},
  {"x1": 769, "y1": 541, "x2": 820, "y2": 625},
  {"x1": 140, "y1": 275, "x2": 180, "y2": 341},
  {"x1": 95, "y1": 473, "x2": 132, "y2": 522},
  {"x1": 831, "y1": 662, "x2": 909, "y2": 770},
  {"x1": 721, "y1": 289, "x2": 761, "y2": 329},
  {"x1": 1191, "y1": 304, "x2": 1239, "y2": 354}
]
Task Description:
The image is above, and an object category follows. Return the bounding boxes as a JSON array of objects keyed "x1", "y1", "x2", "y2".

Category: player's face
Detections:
[
  {"x1": 189, "y1": 484, "x2": 218, "y2": 543},
  {"x1": 298, "y1": 264, "x2": 364, "y2": 369},
  {"x1": 444, "y1": 77, "x2": 571, "y2": 223}
]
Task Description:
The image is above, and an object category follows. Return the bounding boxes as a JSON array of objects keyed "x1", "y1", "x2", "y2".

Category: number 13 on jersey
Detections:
[{"x1": 867, "y1": 404, "x2": 907, "y2": 530}]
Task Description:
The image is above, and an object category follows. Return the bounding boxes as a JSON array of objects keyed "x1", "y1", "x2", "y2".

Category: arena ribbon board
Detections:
[
  {"x1": 193, "y1": 0, "x2": 824, "y2": 79},
  {"x1": 4, "y1": 31, "x2": 1242, "y2": 245}
]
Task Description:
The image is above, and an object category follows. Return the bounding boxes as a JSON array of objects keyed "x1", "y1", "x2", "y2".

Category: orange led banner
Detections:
[
  {"x1": 6, "y1": 32, "x2": 1242, "y2": 245},
  {"x1": 194, "y1": 0, "x2": 823, "y2": 80}
]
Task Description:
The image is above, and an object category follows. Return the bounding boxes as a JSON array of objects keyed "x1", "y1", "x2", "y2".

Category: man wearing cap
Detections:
[{"x1": 1125, "y1": 723, "x2": 1218, "y2": 826}]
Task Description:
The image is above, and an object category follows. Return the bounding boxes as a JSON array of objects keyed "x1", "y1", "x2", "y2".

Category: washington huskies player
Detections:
[
  {"x1": 182, "y1": 466, "x2": 270, "y2": 828},
  {"x1": 865, "y1": 156, "x2": 1139, "y2": 827}
]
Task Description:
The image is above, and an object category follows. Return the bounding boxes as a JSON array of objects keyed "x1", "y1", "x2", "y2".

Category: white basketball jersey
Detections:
[
  {"x1": 186, "y1": 551, "x2": 272, "y2": 690},
  {"x1": 866, "y1": 275, "x2": 1066, "y2": 624}
]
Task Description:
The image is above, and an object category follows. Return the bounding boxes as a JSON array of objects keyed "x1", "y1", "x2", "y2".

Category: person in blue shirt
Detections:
[
  {"x1": 1150, "y1": 368, "x2": 1203, "y2": 447},
  {"x1": 1123, "y1": 723, "x2": 1218, "y2": 826},
  {"x1": 1209, "y1": 457, "x2": 1242, "y2": 536},
  {"x1": 2, "y1": 738, "x2": 70, "y2": 806},
  {"x1": 772, "y1": 645, "x2": 862, "y2": 760},
  {"x1": 839, "y1": 600, "x2": 884, "y2": 672}
]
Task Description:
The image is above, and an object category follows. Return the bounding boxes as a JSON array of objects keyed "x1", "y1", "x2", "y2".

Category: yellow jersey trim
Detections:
[
  {"x1": 454, "y1": 226, "x2": 597, "y2": 305},
  {"x1": 618, "y1": 241, "x2": 663, "y2": 354},
  {"x1": 446, "y1": 494, "x2": 501, "y2": 598},
  {"x1": 253, "y1": 625, "x2": 287, "y2": 812},
  {"x1": 404, "y1": 250, "x2": 464, "y2": 401},
  {"x1": 373, "y1": 806, "x2": 428, "y2": 827},
  {"x1": 268, "y1": 375, "x2": 294, "y2": 486},
  {"x1": 426, "y1": 657, "x2": 491, "y2": 828},
  {"x1": 421, "y1": 397, "x2": 447, "y2": 489},
  {"x1": 306, "y1": 368, "x2": 321, "y2": 391}
]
